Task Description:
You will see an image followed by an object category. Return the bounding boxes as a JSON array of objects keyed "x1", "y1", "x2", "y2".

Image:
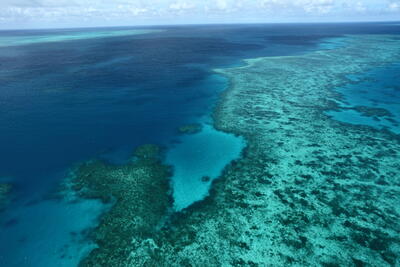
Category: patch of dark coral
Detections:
[
  {"x1": 0, "y1": 183, "x2": 11, "y2": 211},
  {"x1": 72, "y1": 144, "x2": 173, "y2": 266},
  {"x1": 351, "y1": 106, "x2": 394, "y2": 118},
  {"x1": 178, "y1": 123, "x2": 203, "y2": 135}
]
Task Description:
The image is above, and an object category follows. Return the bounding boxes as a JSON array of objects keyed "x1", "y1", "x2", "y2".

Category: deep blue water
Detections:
[
  {"x1": 1, "y1": 23, "x2": 400, "y2": 266},
  {"x1": 327, "y1": 63, "x2": 400, "y2": 133}
]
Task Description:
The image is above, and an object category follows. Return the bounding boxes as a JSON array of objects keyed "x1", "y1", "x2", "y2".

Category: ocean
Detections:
[{"x1": 0, "y1": 23, "x2": 399, "y2": 266}]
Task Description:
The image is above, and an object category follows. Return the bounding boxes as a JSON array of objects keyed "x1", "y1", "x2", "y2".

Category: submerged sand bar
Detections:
[{"x1": 0, "y1": 29, "x2": 162, "y2": 47}]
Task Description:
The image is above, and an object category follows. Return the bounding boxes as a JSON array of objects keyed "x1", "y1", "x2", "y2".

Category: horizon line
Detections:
[{"x1": 1, "y1": 19, "x2": 399, "y2": 31}]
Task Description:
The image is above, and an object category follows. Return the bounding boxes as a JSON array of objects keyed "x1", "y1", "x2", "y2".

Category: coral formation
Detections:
[
  {"x1": 351, "y1": 106, "x2": 394, "y2": 118},
  {"x1": 77, "y1": 35, "x2": 400, "y2": 266},
  {"x1": 178, "y1": 123, "x2": 203, "y2": 135},
  {"x1": 0, "y1": 29, "x2": 162, "y2": 47},
  {"x1": 0, "y1": 183, "x2": 11, "y2": 210},
  {"x1": 162, "y1": 34, "x2": 400, "y2": 266},
  {"x1": 201, "y1": 176, "x2": 211, "y2": 182},
  {"x1": 68, "y1": 145, "x2": 172, "y2": 266}
]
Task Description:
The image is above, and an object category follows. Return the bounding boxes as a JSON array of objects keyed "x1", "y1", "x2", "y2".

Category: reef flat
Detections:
[
  {"x1": 324, "y1": 61, "x2": 400, "y2": 134},
  {"x1": 0, "y1": 29, "x2": 162, "y2": 48},
  {"x1": 178, "y1": 123, "x2": 203, "y2": 135},
  {"x1": 0, "y1": 183, "x2": 11, "y2": 210},
  {"x1": 67, "y1": 145, "x2": 172, "y2": 266},
  {"x1": 76, "y1": 35, "x2": 400, "y2": 266}
]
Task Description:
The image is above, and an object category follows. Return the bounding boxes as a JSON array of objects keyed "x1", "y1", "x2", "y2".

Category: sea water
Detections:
[
  {"x1": 0, "y1": 29, "x2": 161, "y2": 47},
  {"x1": 326, "y1": 63, "x2": 400, "y2": 134},
  {"x1": 167, "y1": 124, "x2": 245, "y2": 211},
  {"x1": 1, "y1": 23, "x2": 400, "y2": 266}
]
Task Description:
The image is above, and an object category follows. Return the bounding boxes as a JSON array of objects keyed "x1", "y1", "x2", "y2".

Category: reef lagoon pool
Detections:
[
  {"x1": 326, "y1": 62, "x2": 400, "y2": 134},
  {"x1": 166, "y1": 123, "x2": 245, "y2": 211}
]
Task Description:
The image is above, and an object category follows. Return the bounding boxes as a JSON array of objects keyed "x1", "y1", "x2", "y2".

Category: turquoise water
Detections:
[
  {"x1": 0, "y1": 26, "x2": 263, "y2": 266},
  {"x1": 0, "y1": 29, "x2": 160, "y2": 47},
  {"x1": 1, "y1": 23, "x2": 400, "y2": 266},
  {"x1": 0, "y1": 197, "x2": 106, "y2": 267},
  {"x1": 166, "y1": 124, "x2": 245, "y2": 211},
  {"x1": 326, "y1": 63, "x2": 400, "y2": 134}
]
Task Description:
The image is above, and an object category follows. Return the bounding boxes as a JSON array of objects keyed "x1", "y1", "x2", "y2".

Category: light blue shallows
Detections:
[{"x1": 166, "y1": 124, "x2": 244, "y2": 211}]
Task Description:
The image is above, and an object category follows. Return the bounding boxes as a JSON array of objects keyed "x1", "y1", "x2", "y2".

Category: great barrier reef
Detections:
[{"x1": 0, "y1": 23, "x2": 399, "y2": 266}]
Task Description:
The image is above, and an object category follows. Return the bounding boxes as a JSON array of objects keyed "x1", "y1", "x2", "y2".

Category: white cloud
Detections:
[
  {"x1": 0, "y1": 0, "x2": 399, "y2": 29},
  {"x1": 388, "y1": 2, "x2": 399, "y2": 11},
  {"x1": 169, "y1": 2, "x2": 195, "y2": 10},
  {"x1": 216, "y1": 0, "x2": 228, "y2": 10},
  {"x1": 355, "y1": 1, "x2": 367, "y2": 12},
  {"x1": 301, "y1": 0, "x2": 334, "y2": 14},
  {"x1": 258, "y1": 0, "x2": 334, "y2": 15}
]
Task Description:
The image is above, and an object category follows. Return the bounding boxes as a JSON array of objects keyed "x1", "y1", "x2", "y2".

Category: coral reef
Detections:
[
  {"x1": 178, "y1": 123, "x2": 203, "y2": 135},
  {"x1": 156, "y1": 34, "x2": 400, "y2": 266},
  {"x1": 351, "y1": 106, "x2": 394, "y2": 118},
  {"x1": 0, "y1": 29, "x2": 162, "y2": 47},
  {"x1": 77, "y1": 35, "x2": 400, "y2": 266},
  {"x1": 68, "y1": 145, "x2": 172, "y2": 266},
  {"x1": 0, "y1": 183, "x2": 11, "y2": 210}
]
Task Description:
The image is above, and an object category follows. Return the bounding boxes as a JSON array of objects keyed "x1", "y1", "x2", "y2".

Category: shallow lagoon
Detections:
[
  {"x1": 167, "y1": 124, "x2": 244, "y2": 211},
  {"x1": 0, "y1": 197, "x2": 106, "y2": 267},
  {"x1": 326, "y1": 63, "x2": 400, "y2": 134}
]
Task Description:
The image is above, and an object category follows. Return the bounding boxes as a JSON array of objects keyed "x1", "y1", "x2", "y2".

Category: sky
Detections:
[{"x1": 0, "y1": 0, "x2": 399, "y2": 29}]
